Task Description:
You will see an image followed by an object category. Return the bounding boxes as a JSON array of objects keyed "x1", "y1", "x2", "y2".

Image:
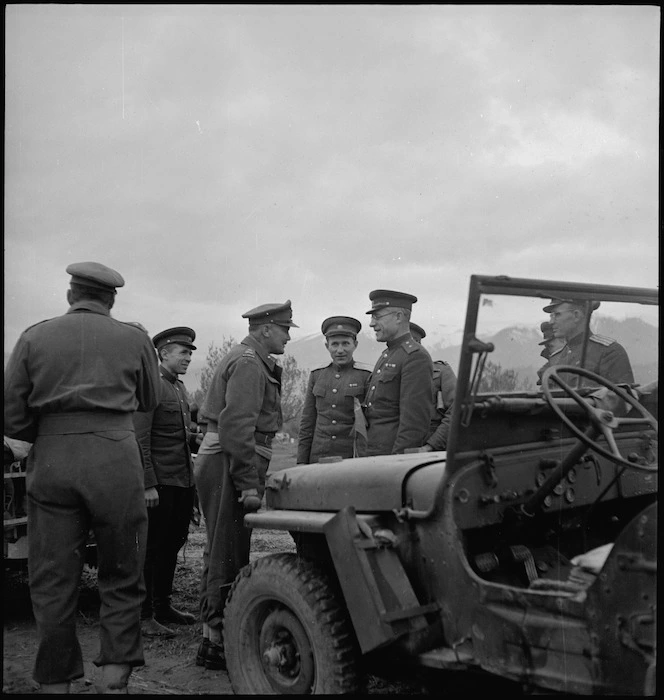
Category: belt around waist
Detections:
[
  {"x1": 38, "y1": 411, "x2": 134, "y2": 435},
  {"x1": 205, "y1": 421, "x2": 275, "y2": 447}
]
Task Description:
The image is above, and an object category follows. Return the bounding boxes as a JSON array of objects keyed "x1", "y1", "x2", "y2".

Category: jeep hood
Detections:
[{"x1": 265, "y1": 452, "x2": 446, "y2": 513}]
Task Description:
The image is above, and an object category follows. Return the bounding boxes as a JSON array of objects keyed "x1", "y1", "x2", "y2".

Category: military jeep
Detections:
[{"x1": 222, "y1": 275, "x2": 657, "y2": 695}]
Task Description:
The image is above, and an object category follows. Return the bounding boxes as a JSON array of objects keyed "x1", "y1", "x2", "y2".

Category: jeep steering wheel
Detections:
[{"x1": 541, "y1": 365, "x2": 657, "y2": 471}]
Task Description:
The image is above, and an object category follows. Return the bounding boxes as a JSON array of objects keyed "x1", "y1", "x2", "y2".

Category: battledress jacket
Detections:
[
  {"x1": 297, "y1": 360, "x2": 372, "y2": 464},
  {"x1": 545, "y1": 332, "x2": 634, "y2": 387},
  {"x1": 364, "y1": 333, "x2": 434, "y2": 456},
  {"x1": 198, "y1": 335, "x2": 282, "y2": 492},
  {"x1": 4, "y1": 299, "x2": 160, "y2": 442},
  {"x1": 133, "y1": 365, "x2": 195, "y2": 489}
]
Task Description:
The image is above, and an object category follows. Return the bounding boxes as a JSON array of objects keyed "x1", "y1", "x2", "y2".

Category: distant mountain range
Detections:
[{"x1": 283, "y1": 315, "x2": 658, "y2": 387}]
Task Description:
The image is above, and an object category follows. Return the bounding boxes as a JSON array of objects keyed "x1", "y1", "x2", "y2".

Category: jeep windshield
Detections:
[{"x1": 444, "y1": 275, "x2": 658, "y2": 475}]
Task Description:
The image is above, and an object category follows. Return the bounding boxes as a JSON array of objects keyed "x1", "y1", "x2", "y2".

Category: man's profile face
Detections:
[
  {"x1": 325, "y1": 335, "x2": 358, "y2": 367},
  {"x1": 266, "y1": 324, "x2": 291, "y2": 355},
  {"x1": 161, "y1": 344, "x2": 193, "y2": 376},
  {"x1": 369, "y1": 309, "x2": 401, "y2": 342},
  {"x1": 550, "y1": 303, "x2": 580, "y2": 340}
]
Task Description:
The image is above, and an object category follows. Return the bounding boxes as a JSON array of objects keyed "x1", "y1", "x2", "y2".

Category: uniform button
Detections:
[
  {"x1": 332, "y1": 420, "x2": 337, "y2": 424},
  {"x1": 368, "y1": 402, "x2": 372, "y2": 406},
  {"x1": 331, "y1": 435, "x2": 336, "y2": 440},
  {"x1": 331, "y1": 404, "x2": 336, "y2": 408},
  {"x1": 377, "y1": 369, "x2": 381, "y2": 373},
  {"x1": 335, "y1": 374, "x2": 340, "y2": 379},
  {"x1": 371, "y1": 386, "x2": 375, "y2": 390},
  {"x1": 332, "y1": 389, "x2": 337, "y2": 393}
]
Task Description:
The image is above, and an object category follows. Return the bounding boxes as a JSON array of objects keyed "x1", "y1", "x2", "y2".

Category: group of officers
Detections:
[{"x1": 3, "y1": 261, "x2": 636, "y2": 694}]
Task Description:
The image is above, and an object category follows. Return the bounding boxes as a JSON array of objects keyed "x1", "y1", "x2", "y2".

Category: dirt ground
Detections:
[{"x1": 3, "y1": 525, "x2": 435, "y2": 695}]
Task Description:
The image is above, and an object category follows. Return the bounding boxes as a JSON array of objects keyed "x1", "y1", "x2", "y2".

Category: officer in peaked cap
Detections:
[
  {"x1": 66, "y1": 261, "x2": 125, "y2": 292},
  {"x1": 409, "y1": 322, "x2": 457, "y2": 452},
  {"x1": 363, "y1": 289, "x2": 433, "y2": 456},
  {"x1": 242, "y1": 300, "x2": 299, "y2": 328},
  {"x1": 152, "y1": 327, "x2": 197, "y2": 351},
  {"x1": 4, "y1": 261, "x2": 160, "y2": 693},
  {"x1": 135, "y1": 325, "x2": 199, "y2": 638},
  {"x1": 297, "y1": 316, "x2": 372, "y2": 465},
  {"x1": 542, "y1": 297, "x2": 633, "y2": 387},
  {"x1": 366, "y1": 289, "x2": 418, "y2": 314},
  {"x1": 542, "y1": 298, "x2": 601, "y2": 314},
  {"x1": 194, "y1": 299, "x2": 297, "y2": 670}
]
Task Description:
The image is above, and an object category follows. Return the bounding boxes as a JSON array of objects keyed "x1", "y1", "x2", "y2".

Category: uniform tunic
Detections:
[
  {"x1": 3, "y1": 299, "x2": 159, "y2": 684},
  {"x1": 297, "y1": 361, "x2": 372, "y2": 464},
  {"x1": 545, "y1": 332, "x2": 634, "y2": 387},
  {"x1": 424, "y1": 360, "x2": 457, "y2": 451},
  {"x1": 195, "y1": 335, "x2": 282, "y2": 629},
  {"x1": 133, "y1": 366, "x2": 196, "y2": 618},
  {"x1": 364, "y1": 333, "x2": 434, "y2": 456}
]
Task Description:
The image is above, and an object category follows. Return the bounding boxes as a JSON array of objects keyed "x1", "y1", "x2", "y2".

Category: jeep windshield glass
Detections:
[
  {"x1": 444, "y1": 277, "x2": 658, "y2": 459},
  {"x1": 471, "y1": 293, "x2": 658, "y2": 396}
]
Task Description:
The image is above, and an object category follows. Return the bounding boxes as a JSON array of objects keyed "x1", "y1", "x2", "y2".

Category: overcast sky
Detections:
[{"x1": 4, "y1": 4, "x2": 660, "y2": 391}]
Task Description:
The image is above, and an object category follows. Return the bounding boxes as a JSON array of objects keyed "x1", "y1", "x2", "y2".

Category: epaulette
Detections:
[
  {"x1": 401, "y1": 338, "x2": 419, "y2": 354},
  {"x1": 241, "y1": 347, "x2": 256, "y2": 358},
  {"x1": 353, "y1": 361, "x2": 374, "y2": 372},
  {"x1": 433, "y1": 359, "x2": 449, "y2": 366},
  {"x1": 312, "y1": 362, "x2": 332, "y2": 371},
  {"x1": 589, "y1": 334, "x2": 616, "y2": 347}
]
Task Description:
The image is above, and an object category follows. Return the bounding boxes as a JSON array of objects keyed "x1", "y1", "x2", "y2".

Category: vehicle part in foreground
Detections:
[
  {"x1": 224, "y1": 275, "x2": 658, "y2": 695},
  {"x1": 223, "y1": 553, "x2": 360, "y2": 694}
]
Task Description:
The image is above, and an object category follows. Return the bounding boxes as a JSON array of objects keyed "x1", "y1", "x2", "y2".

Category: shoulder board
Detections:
[
  {"x1": 433, "y1": 359, "x2": 449, "y2": 366},
  {"x1": 589, "y1": 334, "x2": 616, "y2": 347},
  {"x1": 312, "y1": 362, "x2": 332, "y2": 371},
  {"x1": 401, "y1": 338, "x2": 419, "y2": 354},
  {"x1": 241, "y1": 347, "x2": 256, "y2": 358},
  {"x1": 353, "y1": 361, "x2": 374, "y2": 372}
]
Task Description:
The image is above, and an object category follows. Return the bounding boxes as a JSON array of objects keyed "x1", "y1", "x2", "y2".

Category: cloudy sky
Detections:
[{"x1": 4, "y1": 4, "x2": 659, "y2": 391}]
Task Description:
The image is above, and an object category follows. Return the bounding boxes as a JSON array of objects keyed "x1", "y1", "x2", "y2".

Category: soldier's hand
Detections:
[
  {"x1": 145, "y1": 486, "x2": 159, "y2": 508},
  {"x1": 239, "y1": 489, "x2": 261, "y2": 512}
]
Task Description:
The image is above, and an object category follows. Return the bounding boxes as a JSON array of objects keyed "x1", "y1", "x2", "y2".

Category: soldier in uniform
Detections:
[
  {"x1": 409, "y1": 322, "x2": 456, "y2": 452},
  {"x1": 134, "y1": 327, "x2": 199, "y2": 639},
  {"x1": 3, "y1": 262, "x2": 160, "y2": 694},
  {"x1": 543, "y1": 298, "x2": 634, "y2": 386},
  {"x1": 536, "y1": 320, "x2": 566, "y2": 386},
  {"x1": 363, "y1": 290, "x2": 433, "y2": 455},
  {"x1": 194, "y1": 301, "x2": 297, "y2": 671},
  {"x1": 297, "y1": 316, "x2": 372, "y2": 464}
]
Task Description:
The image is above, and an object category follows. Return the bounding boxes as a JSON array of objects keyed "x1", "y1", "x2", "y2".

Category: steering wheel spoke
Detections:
[{"x1": 541, "y1": 365, "x2": 657, "y2": 471}]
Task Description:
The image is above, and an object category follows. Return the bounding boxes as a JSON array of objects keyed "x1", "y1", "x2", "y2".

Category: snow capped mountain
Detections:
[{"x1": 284, "y1": 315, "x2": 658, "y2": 387}]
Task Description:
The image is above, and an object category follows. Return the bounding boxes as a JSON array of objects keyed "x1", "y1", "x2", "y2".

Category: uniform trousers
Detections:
[
  {"x1": 194, "y1": 450, "x2": 269, "y2": 630},
  {"x1": 26, "y1": 431, "x2": 148, "y2": 684},
  {"x1": 141, "y1": 484, "x2": 196, "y2": 619}
]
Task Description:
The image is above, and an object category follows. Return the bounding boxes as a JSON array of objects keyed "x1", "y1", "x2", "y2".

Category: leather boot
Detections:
[
  {"x1": 39, "y1": 682, "x2": 71, "y2": 693},
  {"x1": 95, "y1": 663, "x2": 131, "y2": 694}
]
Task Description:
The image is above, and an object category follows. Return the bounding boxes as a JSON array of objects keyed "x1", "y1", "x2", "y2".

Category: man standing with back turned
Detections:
[
  {"x1": 4, "y1": 262, "x2": 160, "y2": 694},
  {"x1": 194, "y1": 300, "x2": 297, "y2": 671},
  {"x1": 134, "y1": 327, "x2": 199, "y2": 639},
  {"x1": 363, "y1": 290, "x2": 433, "y2": 455}
]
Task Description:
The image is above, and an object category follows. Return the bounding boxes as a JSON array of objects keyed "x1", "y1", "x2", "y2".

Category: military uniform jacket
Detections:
[
  {"x1": 133, "y1": 365, "x2": 195, "y2": 490},
  {"x1": 4, "y1": 300, "x2": 160, "y2": 442},
  {"x1": 545, "y1": 332, "x2": 634, "y2": 386},
  {"x1": 424, "y1": 360, "x2": 457, "y2": 451},
  {"x1": 297, "y1": 361, "x2": 372, "y2": 464},
  {"x1": 364, "y1": 333, "x2": 434, "y2": 456},
  {"x1": 198, "y1": 335, "x2": 282, "y2": 491}
]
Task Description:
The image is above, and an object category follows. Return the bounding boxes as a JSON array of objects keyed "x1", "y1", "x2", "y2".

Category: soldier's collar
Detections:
[
  {"x1": 386, "y1": 332, "x2": 411, "y2": 349},
  {"x1": 159, "y1": 365, "x2": 178, "y2": 383},
  {"x1": 67, "y1": 299, "x2": 111, "y2": 316},
  {"x1": 242, "y1": 334, "x2": 276, "y2": 370}
]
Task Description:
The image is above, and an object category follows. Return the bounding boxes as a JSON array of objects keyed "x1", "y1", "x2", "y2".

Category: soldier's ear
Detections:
[{"x1": 66, "y1": 289, "x2": 73, "y2": 305}]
